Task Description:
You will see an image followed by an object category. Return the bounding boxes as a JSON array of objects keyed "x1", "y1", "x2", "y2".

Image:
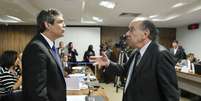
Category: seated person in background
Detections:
[
  {"x1": 61, "y1": 54, "x2": 71, "y2": 76},
  {"x1": 187, "y1": 53, "x2": 197, "y2": 63},
  {"x1": 169, "y1": 40, "x2": 186, "y2": 62},
  {"x1": 177, "y1": 53, "x2": 196, "y2": 73},
  {"x1": 0, "y1": 50, "x2": 22, "y2": 95},
  {"x1": 83, "y1": 45, "x2": 95, "y2": 72},
  {"x1": 67, "y1": 42, "x2": 78, "y2": 66},
  {"x1": 57, "y1": 41, "x2": 65, "y2": 58}
]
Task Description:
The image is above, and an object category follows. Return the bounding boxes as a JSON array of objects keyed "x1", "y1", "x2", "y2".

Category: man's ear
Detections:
[
  {"x1": 44, "y1": 22, "x2": 50, "y2": 29},
  {"x1": 144, "y1": 29, "x2": 150, "y2": 37}
]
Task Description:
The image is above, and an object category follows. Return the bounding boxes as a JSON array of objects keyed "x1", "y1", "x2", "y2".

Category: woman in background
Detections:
[
  {"x1": 0, "y1": 50, "x2": 22, "y2": 101},
  {"x1": 83, "y1": 45, "x2": 95, "y2": 73},
  {"x1": 83, "y1": 45, "x2": 95, "y2": 62},
  {"x1": 67, "y1": 42, "x2": 78, "y2": 67}
]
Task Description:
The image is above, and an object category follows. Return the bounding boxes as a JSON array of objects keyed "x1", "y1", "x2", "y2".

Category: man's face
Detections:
[
  {"x1": 48, "y1": 15, "x2": 65, "y2": 39},
  {"x1": 172, "y1": 42, "x2": 178, "y2": 48},
  {"x1": 126, "y1": 21, "x2": 146, "y2": 48},
  {"x1": 63, "y1": 55, "x2": 68, "y2": 61},
  {"x1": 59, "y1": 42, "x2": 64, "y2": 48}
]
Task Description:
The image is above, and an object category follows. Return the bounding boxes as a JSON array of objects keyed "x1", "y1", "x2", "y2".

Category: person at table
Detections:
[{"x1": 0, "y1": 50, "x2": 22, "y2": 100}]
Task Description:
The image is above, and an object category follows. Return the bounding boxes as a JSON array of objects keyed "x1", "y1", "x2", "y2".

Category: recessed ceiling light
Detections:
[
  {"x1": 99, "y1": 1, "x2": 115, "y2": 9},
  {"x1": 133, "y1": 17, "x2": 147, "y2": 21},
  {"x1": 0, "y1": 15, "x2": 23, "y2": 23},
  {"x1": 165, "y1": 15, "x2": 180, "y2": 21},
  {"x1": 81, "y1": 0, "x2": 85, "y2": 11},
  {"x1": 92, "y1": 16, "x2": 103, "y2": 22},
  {"x1": 171, "y1": 2, "x2": 185, "y2": 8},
  {"x1": 188, "y1": 6, "x2": 201, "y2": 13},
  {"x1": 81, "y1": 17, "x2": 96, "y2": 24},
  {"x1": 149, "y1": 15, "x2": 158, "y2": 18},
  {"x1": 152, "y1": 15, "x2": 180, "y2": 21},
  {"x1": 0, "y1": 19, "x2": 19, "y2": 23},
  {"x1": 7, "y1": 15, "x2": 22, "y2": 22},
  {"x1": 151, "y1": 19, "x2": 163, "y2": 22}
]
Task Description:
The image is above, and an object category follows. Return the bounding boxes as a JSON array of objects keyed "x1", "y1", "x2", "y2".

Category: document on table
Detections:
[
  {"x1": 66, "y1": 95, "x2": 86, "y2": 101},
  {"x1": 65, "y1": 77, "x2": 80, "y2": 90}
]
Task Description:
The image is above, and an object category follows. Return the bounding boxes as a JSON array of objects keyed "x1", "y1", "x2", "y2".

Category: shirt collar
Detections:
[
  {"x1": 138, "y1": 41, "x2": 152, "y2": 57},
  {"x1": 40, "y1": 33, "x2": 54, "y2": 48},
  {"x1": 174, "y1": 47, "x2": 178, "y2": 50}
]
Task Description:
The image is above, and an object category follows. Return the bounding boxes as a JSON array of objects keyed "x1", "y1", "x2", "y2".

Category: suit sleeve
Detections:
[
  {"x1": 105, "y1": 61, "x2": 128, "y2": 77},
  {"x1": 22, "y1": 44, "x2": 49, "y2": 101},
  {"x1": 157, "y1": 51, "x2": 179, "y2": 101}
]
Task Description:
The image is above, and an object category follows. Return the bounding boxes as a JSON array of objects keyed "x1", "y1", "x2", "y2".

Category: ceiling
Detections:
[{"x1": 0, "y1": 0, "x2": 201, "y2": 27}]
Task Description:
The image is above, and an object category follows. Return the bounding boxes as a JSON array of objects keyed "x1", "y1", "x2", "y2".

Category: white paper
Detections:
[
  {"x1": 66, "y1": 95, "x2": 86, "y2": 101},
  {"x1": 69, "y1": 73, "x2": 85, "y2": 78},
  {"x1": 65, "y1": 77, "x2": 80, "y2": 90},
  {"x1": 72, "y1": 66, "x2": 85, "y2": 70}
]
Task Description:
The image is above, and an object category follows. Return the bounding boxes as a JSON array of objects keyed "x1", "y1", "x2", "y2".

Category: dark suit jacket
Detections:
[
  {"x1": 106, "y1": 42, "x2": 179, "y2": 101},
  {"x1": 68, "y1": 48, "x2": 78, "y2": 62},
  {"x1": 83, "y1": 50, "x2": 95, "y2": 62},
  {"x1": 170, "y1": 47, "x2": 186, "y2": 62},
  {"x1": 22, "y1": 34, "x2": 66, "y2": 101}
]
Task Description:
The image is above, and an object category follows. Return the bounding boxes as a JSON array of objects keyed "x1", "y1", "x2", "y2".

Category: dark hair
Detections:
[
  {"x1": 141, "y1": 20, "x2": 158, "y2": 41},
  {"x1": 173, "y1": 40, "x2": 178, "y2": 44},
  {"x1": 37, "y1": 9, "x2": 62, "y2": 33},
  {"x1": 68, "y1": 42, "x2": 72, "y2": 47},
  {"x1": 59, "y1": 41, "x2": 64, "y2": 46},
  {"x1": 67, "y1": 42, "x2": 73, "y2": 50},
  {"x1": 88, "y1": 45, "x2": 93, "y2": 51},
  {"x1": 0, "y1": 50, "x2": 18, "y2": 68}
]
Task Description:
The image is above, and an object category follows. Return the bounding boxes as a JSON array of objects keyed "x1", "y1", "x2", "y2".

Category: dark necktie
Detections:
[
  {"x1": 51, "y1": 44, "x2": 64, "y2": 75},
  {"x1": 133, "y1": 50, "x2": 141, "y2": 68},
  {"x1": 124, "y1": 50, "x2": 141, "y2": 91}
]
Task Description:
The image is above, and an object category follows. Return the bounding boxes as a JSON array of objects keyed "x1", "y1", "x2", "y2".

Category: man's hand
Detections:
[{"x1": 89, "y1": 52, "x2": 110, "y2": 68}]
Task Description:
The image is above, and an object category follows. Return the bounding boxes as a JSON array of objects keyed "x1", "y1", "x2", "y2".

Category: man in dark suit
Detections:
[
  {"x1": 170, "y1": 40, "x2": 186, "y2": 62},
  {"x1": 91, "y1": 20, "x2": 179, "y2": 101},
  {"x1": 22, "y1": 9, "x2": 66, "y2": 101}
]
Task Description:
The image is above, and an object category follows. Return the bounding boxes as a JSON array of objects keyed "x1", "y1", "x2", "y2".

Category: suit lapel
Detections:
[
  {"x1": 175, "y1": 48, "x2": 180, "y2": 56},
  {"x1": 133, "y1": 42, "x2": 154, "y2": 78},
  {"x1": 49, "y1": 48, "x2": 64, "y2": 75},
  {"x1": 37, "y1": 34, "x2": 64, "y2": 76},
  {"x1": 126, "y1": 50, "x2": 138, "y2": 75},
  {"x1": 170, "y1": 48, "x2": 174, "y2": 55}
]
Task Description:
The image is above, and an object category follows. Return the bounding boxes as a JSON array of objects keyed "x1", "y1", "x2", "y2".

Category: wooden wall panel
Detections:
[
  {"x1": 158, "y1": 28, "x2": 176, "y2": 48},
  {"x1": 0, "y1": 25, "x2": 36, "y2": 55},
  {"x1": 101, "y1": 26, "x2": 176, "y2": 48},
  {"x1": 101, "y1": 26, "x2": 128, "y2": 46}
]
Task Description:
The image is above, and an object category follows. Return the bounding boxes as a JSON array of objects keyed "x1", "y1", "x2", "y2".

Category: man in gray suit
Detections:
[
  {"x1": 22, "y1": 9, "x2": 66, "y2": 101},
  {"x1": 91, "y1": 20, "x2": 179, "y2": 101}
]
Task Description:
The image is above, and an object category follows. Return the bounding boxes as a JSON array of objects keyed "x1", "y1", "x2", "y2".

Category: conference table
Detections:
[
  {"x1": 66, "y1": 66, "x2": 109, "y2": 101},
  {"x1": 176, "y1": 71, "x2": 201, "y2": 96}
]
